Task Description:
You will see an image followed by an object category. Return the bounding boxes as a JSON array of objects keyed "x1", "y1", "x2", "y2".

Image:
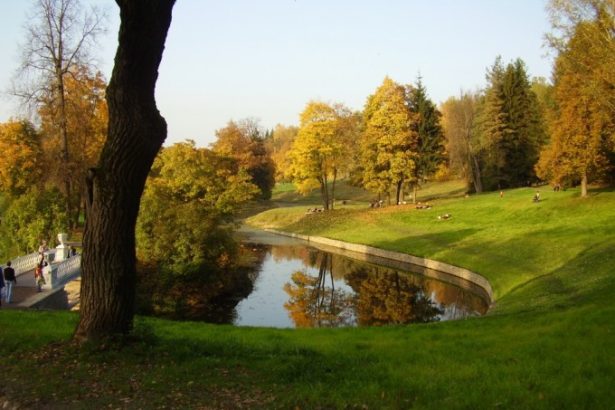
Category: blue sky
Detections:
[{"x1": 0, "y1": 0, "x2": 553, "y2": 147}]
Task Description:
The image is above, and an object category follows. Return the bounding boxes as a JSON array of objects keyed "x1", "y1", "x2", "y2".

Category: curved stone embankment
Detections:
[{"x1": 264, "y1": 229, "x2": 494, "y2": 304}]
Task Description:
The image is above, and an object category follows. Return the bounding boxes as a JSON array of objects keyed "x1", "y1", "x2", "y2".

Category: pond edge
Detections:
[{"x1": 264, "y1": 229, "x2": 494, "y2": 304}]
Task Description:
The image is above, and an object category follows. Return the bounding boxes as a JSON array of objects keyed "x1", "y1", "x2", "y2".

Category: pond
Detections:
[
  {"x1": 229, "y1": 229, "x2": 489, "y2": 328},
  {"x1": 48, "y1": 229, "x2": 490, "y2": 328}
]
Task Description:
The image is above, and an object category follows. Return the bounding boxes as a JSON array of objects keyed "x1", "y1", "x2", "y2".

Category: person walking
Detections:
[
  {"x1": 34, "y1": 263, "x2": 45, "y2": 292},
  {"x1": 0, "y1": 266, "x2": 4, "y2": 307},
  {"x1": 4, "y1": 261, "x2": 16, "y2": 304},
  {"x1": 38, "y1": 240, "x2": 48, "y2": 265}
]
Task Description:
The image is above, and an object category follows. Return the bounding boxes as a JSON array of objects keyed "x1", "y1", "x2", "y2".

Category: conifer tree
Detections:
[
  {"x1": 406, "y1": 78, "x2": 445, "y2": 203},
  {"x1": 477, "y1": 57, "x2": 546, "y2": 190}
]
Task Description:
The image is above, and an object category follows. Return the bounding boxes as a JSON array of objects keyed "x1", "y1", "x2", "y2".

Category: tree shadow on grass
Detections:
[
  {"x1": 370, "y1": 224, "x2": 613, "y2": 309},
  {"x1": 493, "y1": 238, "x2": 615, "y2": 316}
]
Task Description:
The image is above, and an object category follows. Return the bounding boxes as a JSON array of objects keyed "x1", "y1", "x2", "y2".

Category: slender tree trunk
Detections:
[
  {"x1": 581, "y1": 172, "x2": 588, "y2": 197},
  {"x1": 56, "y1": 63, "x2": 74, "y2": 228},
  {"x1": 319, "y1": 176, "x2": 329, "y2": 210},
  {"x1": 74, "y1": 0, "x2": 175, "y2": 342},
  {"x1": 395, "y1": 180, "x2": 403, "y2": 205},
  {"x1": 412, "y1": 184, "x2": 418, "y2": 204},
  {"x1": 471, "y1": 154, "x2": 483, "y2": 193},
  {"x1": 331, "y1": 169, "x2": 337, "y2": 210}
]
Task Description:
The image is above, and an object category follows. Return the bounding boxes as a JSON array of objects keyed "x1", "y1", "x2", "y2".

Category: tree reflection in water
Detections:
[
  {"x1": 284, "y1": 253, "x2": 354, "y2": 327},
  {"x1": 283, "y1": 250, "x2": 444, "y2": 328},
  {"x1": 346, "y1": 268, "x2": 443, "y2": 326}
]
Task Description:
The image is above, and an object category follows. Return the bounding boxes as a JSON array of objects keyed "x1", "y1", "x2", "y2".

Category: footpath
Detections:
[{"x1": 1, "y1": 269, "x2": 79, "y2": 310}]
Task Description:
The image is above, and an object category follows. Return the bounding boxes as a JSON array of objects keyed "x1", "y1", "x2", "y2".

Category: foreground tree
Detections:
[
  {"x1": 12, "y1": 0, "x2": 105, "y2": 227},
  {"x1": 74, "y1": 0, "x2": 176, "y2": 342}
]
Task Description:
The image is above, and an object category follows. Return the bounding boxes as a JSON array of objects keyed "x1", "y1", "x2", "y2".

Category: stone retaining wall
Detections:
[{"x1": 265, "y1": 229, "x2": 494, "y2": 303}]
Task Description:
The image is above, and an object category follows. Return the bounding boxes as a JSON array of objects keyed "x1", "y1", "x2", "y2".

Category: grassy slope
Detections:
[{"x1": 1, "y1": 182, "x2": 614, "y2": 409}]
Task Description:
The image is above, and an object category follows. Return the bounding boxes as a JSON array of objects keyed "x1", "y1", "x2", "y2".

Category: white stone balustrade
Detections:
[
  {"x1": 3, "y1": 252, "x2": 39, "y2": 275},
  {"x1": 42, "y1": 254, "x2": 81, "y2": 290}
]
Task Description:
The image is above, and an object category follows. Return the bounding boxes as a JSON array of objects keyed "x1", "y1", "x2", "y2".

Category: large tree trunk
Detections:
[{"x1": 74, "y1": 0, "x2": 175, "y2": 342}]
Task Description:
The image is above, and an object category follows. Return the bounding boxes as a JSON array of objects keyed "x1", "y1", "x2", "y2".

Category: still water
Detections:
[
  {"x1": 50, "y1": 230, "x2": 489, "y2": 328},
  {"x1": 231, "y1": 230, "x2": 489, "y2": 328}
]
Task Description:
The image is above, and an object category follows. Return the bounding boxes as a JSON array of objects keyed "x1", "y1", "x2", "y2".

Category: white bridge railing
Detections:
[
  {"x1": 2, "y1": 249, "x2": 58, "y2": 275},
  {"x1": 5, "y1": 252, "x2": 38, "y2": 275},
  {"x1": 42, "y1": 254, "x2": 81, "y2": 290}
]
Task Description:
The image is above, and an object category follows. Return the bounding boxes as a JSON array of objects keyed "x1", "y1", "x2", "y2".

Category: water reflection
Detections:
[
  {"x1": 283, "y1": 253, "x2": 355, "y2": 328},
  {"x1": 232, "y1": 237, "x2": 489, "y2": 328}
]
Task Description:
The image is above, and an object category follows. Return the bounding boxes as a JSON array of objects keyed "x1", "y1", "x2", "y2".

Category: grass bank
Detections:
[{"x1": 1, "y1": 184, "x2": 614, "y2": 408}]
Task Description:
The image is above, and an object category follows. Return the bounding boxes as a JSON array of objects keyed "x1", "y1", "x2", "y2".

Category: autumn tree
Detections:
[
  {"x1": 74, "y1": 0, "x2": 175, "y2": 342},
  {"x1": 288, "y1": 101, "x2": 358, "y2": 210},
  {"x1": 406, "y1": 78, "x2": 445, "y2": 203},
  {"x1": 213, "y1": 119, "x2": 276, "y2": 200},
  {"x1": 361, "y1": 77, "x2": 418, "y2": 204},
  {"x1": 440, "y1": 91, "x2": 484, "y2": 193},
  {"x1": 38, "y1": 65, "x2": 108, "y2": 223},
  {"x1": 136, "y1": 140, "x2": 259, "y2": 272},
  {"x1": 0, "y1": 120, "x2": 44, "y2": 196},
  {"x1": 12, "y1": 0, "x2": 105, "y2": 227},
  {"x1": 536, "y1": 8, "x2": 615, "y2": 195},
  {"x1": 267, "y1": 124, "x2": 299, "y2": 182},
  {"x1": 546, "y1": 0, "x2": 615, "y2": 111},
  {"x1": 1, "y1": 187, "x2": 68, "y2": 256}
]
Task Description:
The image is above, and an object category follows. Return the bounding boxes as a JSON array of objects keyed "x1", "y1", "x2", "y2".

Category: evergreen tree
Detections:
[
  {"x1": 477, "y1": 57, "x2": 546, "y2": 190},
  {"x1": 406, "y1": 77, "x2": 446, "y2": 203}
]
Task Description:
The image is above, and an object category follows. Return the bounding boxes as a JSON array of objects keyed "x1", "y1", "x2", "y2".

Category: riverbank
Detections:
[{"x1": 0, "y1": 185, "x2": 614, "y2": 408}]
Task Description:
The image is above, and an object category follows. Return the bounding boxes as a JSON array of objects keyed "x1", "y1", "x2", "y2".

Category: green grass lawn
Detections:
[
  {"x1": 271, "y1": 179, "x2": 466, "y2": 206},
  {"x1": 1, "y1": 183, "x2": 614, "y2": 409}
]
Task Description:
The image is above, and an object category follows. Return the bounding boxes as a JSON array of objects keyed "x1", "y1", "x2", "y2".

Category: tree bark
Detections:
[
  {"x1": 74, "y1": 0, "x2": 175, "y2": 342},
  {"x1": 471, "y1": 154, "x2": 483, "y2": 193},
  {"x1": 581, "y1": 172, "x2": 588, "y2": 197},
  {"x1": 320, "y1": 172, "x2": 331, "y2": 210}
]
